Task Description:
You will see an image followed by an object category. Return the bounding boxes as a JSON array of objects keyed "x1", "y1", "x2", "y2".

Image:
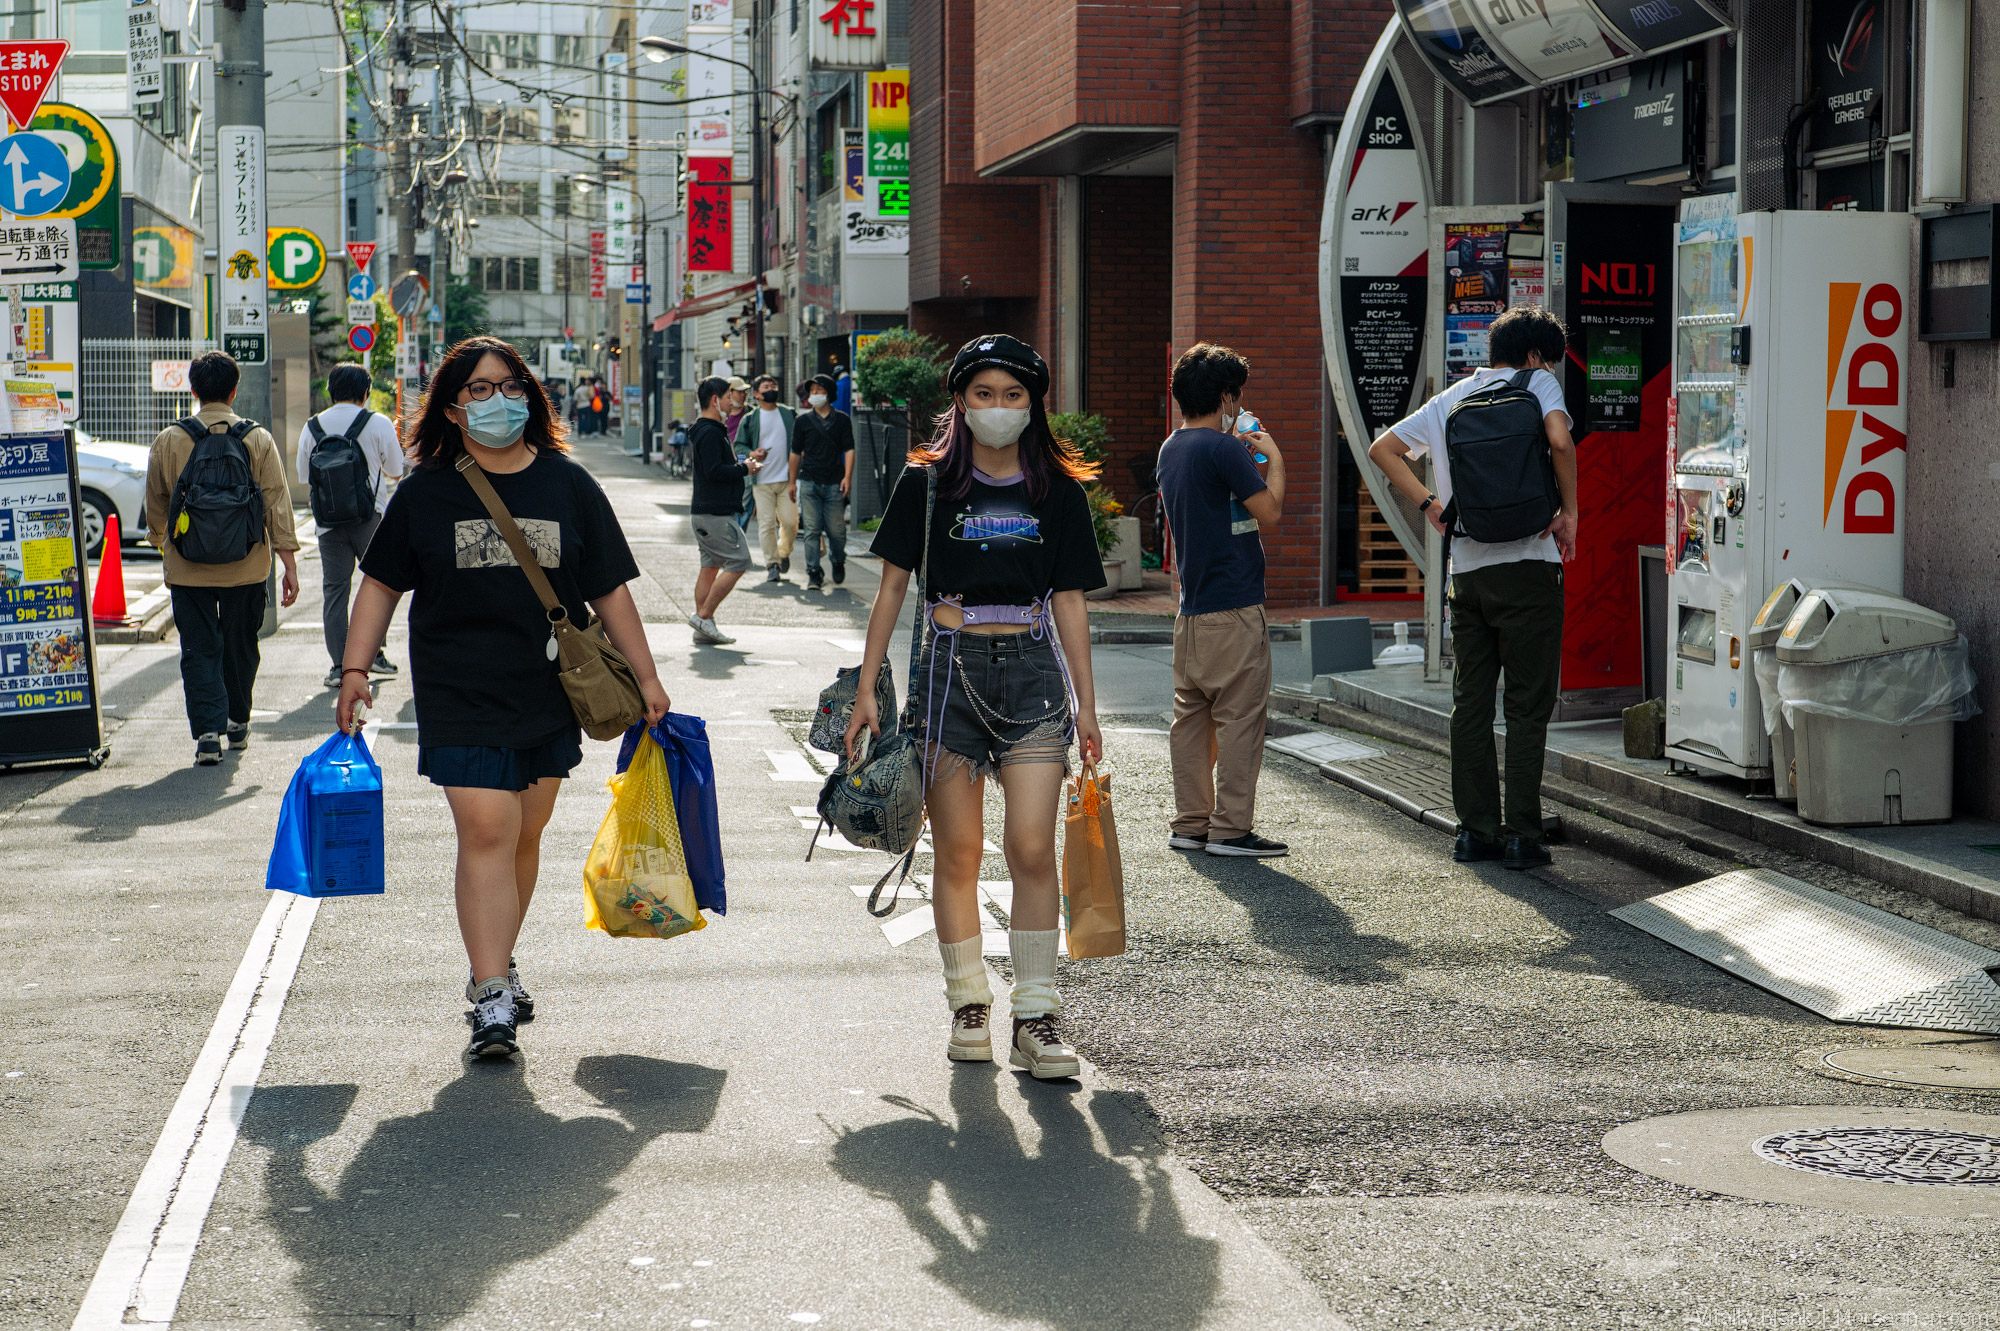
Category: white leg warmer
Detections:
[
  {"x1": 1008, "y1": 928, "x2": 1060, "y2": 1018},
  {"x1": 939, "y1": 934, "x2": 994, "y2": 1010}
]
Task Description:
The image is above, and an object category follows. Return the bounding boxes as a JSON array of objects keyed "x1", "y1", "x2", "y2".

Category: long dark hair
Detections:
[
  {"x1": 408, "y1": 336, "x2": 569, "y2": 468},
  {"x1": 907, "y1": 399, "x2": 1097, "y2": 505}
]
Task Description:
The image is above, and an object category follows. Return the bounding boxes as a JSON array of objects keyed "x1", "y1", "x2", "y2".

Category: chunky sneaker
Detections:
[
  {"x1": 807, "y1": 567, "x2": 825, "y2": 589},
  {"x1": 370, "y1": 651, "x2": 400, "y2": 676},
  {"x1": 323, "y1": 666, "x2": 343, "y2": 690},
  {"x1": 507, "y1": 957, "x2": 535, "y2": 1022},
  {"x1": 700, "y1": 616, "x2": 736, "y2": 645},
  {"x1": 194, "y1": 733, "x2": 223, "y2": 766},
  {"x1": 1011, "y1": 1015, "x2": 1080, "y2": 1080},
  {"x1": 948, "y1": 1003, "x2": 993, "y2": 1062},
  {"x1": 1167, "y1": 832, "x2": 1208, "y2": 851},
  {"x1": 465, "y1": 979, "x2": 519, "y2": 1059},
  {"x1": 1206, "y1": 832, "x2": 1289, "y2": 858},
  {"x1": 226, "y1": 721, "x2": 250, "y2": 750},
  {"x1": 832, "y1": 561, "x2": 846, "y2": 585}
]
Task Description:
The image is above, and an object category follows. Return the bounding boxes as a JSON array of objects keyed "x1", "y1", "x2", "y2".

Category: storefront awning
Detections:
[{"x1": 654, "y1": 277, "x2": 762, "y2": 330}]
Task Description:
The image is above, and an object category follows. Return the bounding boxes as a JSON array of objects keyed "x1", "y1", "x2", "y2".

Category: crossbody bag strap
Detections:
[
  {"x1": 905, "y1": 466, "x2": 935, "y2": 694},
  {"x1": 454, "y1": 453, "x2": 566, "y2": 619}
]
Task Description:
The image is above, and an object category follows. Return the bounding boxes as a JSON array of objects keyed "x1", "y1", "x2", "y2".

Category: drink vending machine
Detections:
[{"x1": 1664, "y1": 200, "x2": 1912, "y2": 779}]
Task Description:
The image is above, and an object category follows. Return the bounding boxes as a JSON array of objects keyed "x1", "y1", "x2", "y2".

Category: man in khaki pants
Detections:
[{"x1": 1156, "y1": 343, "x2": 1288, "y2": 857}]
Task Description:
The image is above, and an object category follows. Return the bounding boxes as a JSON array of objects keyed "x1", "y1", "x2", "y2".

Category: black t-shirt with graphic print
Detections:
[
  {"x1": 870, "y1": 465, "x2": 1106, "y2": 605},
  {"x1": 360, "y1": 450, "x2": 640, "y2": 749}
]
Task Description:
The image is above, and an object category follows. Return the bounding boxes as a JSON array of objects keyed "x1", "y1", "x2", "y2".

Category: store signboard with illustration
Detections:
[
  {"x1": 842, "y1": 129, "x2": 906, "y2": 256},
  {"x1": 1444, "y1": 221, "x2": 1506, "y2": 383},
  {"x1": 8, "y1": 281, "x2": 76, "y2": 420},
  {"x1": 0, "y1": 427, "x2": 105, "y2": 764}
]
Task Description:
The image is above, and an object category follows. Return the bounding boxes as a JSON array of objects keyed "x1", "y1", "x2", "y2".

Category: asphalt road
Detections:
[{"x1": 3, "y1": 436, "x2": 1995, "y2": 1330}]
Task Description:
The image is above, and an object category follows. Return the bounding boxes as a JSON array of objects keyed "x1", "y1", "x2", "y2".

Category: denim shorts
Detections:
[
  {"x1": 418, "y1": 735, "x2": 583, "y2": 791},
  {"x1": 914, "y1": 631, "x2": 1072, "y2": 780}
]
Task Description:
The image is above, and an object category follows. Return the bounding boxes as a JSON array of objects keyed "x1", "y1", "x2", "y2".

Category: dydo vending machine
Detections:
[{"x1": 1664, "y1": 199, "x2": 1911, "y2": 779}]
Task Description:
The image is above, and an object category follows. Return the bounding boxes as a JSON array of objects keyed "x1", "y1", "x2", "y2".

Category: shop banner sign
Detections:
[
  {"x1": 686, "y1": 21, "x2": 734, "y2": 158},
  {"x1": 811, "y1": 0, "x2": 885, "y2": 70},
  {"x1": 12, "y1": 281, "x2": 75, "y2": 420},
  {"x1": 218, "y1": 125, "x2": 267, "y2": 364},
  {"x1": 688, "y1": 157, "x2": 734, "y2": 272},
  {"x1": 1330, "y1": 75, "x2": 1429, "y2": 439},
  {"x1": 602, "y1": 51, "x2": 628, "y2": 161},
  {"x1": 865, "y1": 70, "x2": 908, "y2": 179},
  {"x1": 0, "y1": 430, "x2": 90, "y2": 716},
  {"x1": 1394, "y1": 0, "x2": 1527, "y2": 105}
]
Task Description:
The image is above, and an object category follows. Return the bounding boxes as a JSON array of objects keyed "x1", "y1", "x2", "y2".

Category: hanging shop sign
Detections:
[
  {"x1": 811, "y1": 0, "x2": 885, "y2": 70},
  {"x1": 602, "y1": 51, "x2": 629, "y2": 162},
  {"x1": 589, "y1": 228, "x2": 607, "y2": 297},
  {"x1": 1319, "y1": 26, "x2": 1435, "y2": 581},
  {"x1": 1473, "y1": 0, "x2": 1626, "y2": 85},
  {"x1": 126, "y1": 4, "x2": 162, "y2": 106},
  {"x1": 218, "y1": 125, "x2": 267, "y2": 364},
  {"x1": 1396, "y1": 0, "x2": 1730, "y2": 105},
  {"x1": 1591, "y1": 0, "x2": 1730, "y2": 54},
  {"x1": 1394, "y1": 0, "x2": 1527, "y2": 106},
  {"x1": 1573, "y1": 57, "x2": 1689, "y2": 184},
  {"x1": 842, "y1": 127, "x2": 906, "y2": 256},
  {"x1": 688, "y1": 158, "x2": 734, "y2": 272},
  {"x1": 133, "y1": 223, "x2": 193, "y2": 293},
  {"x1": 266, "y1": 226, "x2": 326, "y2": 290},
  {"x1": 1811, "y1": 0, "x2": 1886, "y2": 154},
  {"x1": 29, "y1": 104, "x2": 118, "y2": 269},
  {"x1": 10, "y1": 282, "x2": 77, "y2": 420},
  {"x1": 0, "y1": 428, "x2": 107, "y2": 768},
  {"x1": 865, "y1": 69, "x2": 909, "y2": 180},
  {"x1": 685, "y1": 18, "x2": 734, "y2": 158}
]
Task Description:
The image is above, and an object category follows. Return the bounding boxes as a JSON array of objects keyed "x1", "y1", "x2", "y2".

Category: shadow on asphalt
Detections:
[
  {"x1": 52, "y1": 765, "x2": 264, "y2": 842},
  {"x1": 1183, "y1": 854, "x2": 1410, "y2": 985},
  {"x1": 241, "y1": 1055, "x2": 726, "y2": 1320},
  {"x1": 830, "y1": 1071, "x2": 1220, "y2": 1330}
]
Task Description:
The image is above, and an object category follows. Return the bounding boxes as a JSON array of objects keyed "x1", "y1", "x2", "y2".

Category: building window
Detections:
[
  {"x1": 474, "y1": 180, "x2": 542, "y2": 216},
  {"x1": 470, "y1": 256, "x2": 543, "y2": 291},
  {"x1": 473, "y1": 32, "x2": 536, "y2": 70},
  {"x1": 551, "y1": 101, "x2": 587, "y2": 141},
  {"x1": 553, "y1": 253, "x2": 591, "y2": 291},
  {"x1": 480, "y1": 104, "x2": 542, "y2": 142},
  {"x1": 553, "y1": 34, "x2": 591, "y2": 67},
  {"x1": 813, "y1": 92, "x2": 849, "y2": 198}
]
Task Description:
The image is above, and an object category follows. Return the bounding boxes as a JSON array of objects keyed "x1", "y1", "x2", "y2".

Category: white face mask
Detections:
[
  {"x1": 1216, "y1": 397, "x2": 1239, "y2": 435},
  {"x1": 964, "y1": 407, "x2": 1030, "y2": 447},
  {"x1": 807, "y1": 394, "x2": 829, "y2": 408}
]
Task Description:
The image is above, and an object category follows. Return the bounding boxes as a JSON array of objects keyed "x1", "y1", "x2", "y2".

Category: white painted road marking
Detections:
[
  {"x1": 765, "y1": 750, "x2": 824, "y2": 782},
  {"x1": 71, "y1": 891, "x2": 320, "y2": 1330}
]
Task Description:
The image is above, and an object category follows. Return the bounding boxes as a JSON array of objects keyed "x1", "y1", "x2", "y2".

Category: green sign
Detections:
[
  {"x1": 27, "y1": 102, "x2": 118, "y2": 271},
  {"x1": 267, "y1": 227, "x2": 327, "y2": 290},
  {"x1": 877, "y1": 178, "x2": 909, "y2": 217},
  {"x1": 1585, "y1": 326, "x2": 1641, "y2": 432}
]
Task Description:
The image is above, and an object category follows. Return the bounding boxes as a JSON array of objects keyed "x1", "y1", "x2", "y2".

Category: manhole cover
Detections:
[
  {"x1": 1753, "y1": 1126, "x2": 2000, "y2": 1187},
  {"x1": 1820, "y1": 1042, "x2": 2000, "y2": 1091}
]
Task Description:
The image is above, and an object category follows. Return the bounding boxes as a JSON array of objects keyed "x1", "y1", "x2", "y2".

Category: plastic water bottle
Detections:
[{"x1": 1376, "y1": 621, "x2": 1423, "y2": 666}]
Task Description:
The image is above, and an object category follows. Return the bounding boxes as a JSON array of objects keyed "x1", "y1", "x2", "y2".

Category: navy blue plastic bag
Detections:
[
  {"x1": 267, "y1": 730, "x2": 385, "y2": 897},
  {"x1": 617, "y1": 713, "x2": 725, "y2": 914}
]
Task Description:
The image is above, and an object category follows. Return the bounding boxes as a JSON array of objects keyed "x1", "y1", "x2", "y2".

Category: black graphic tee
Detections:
[
  {"x1": 870, "y1": 466, "x2": 1105, "y2": 605},
  {"x1": 361, "y1": 451, "x2": 640, "y2": 748}
]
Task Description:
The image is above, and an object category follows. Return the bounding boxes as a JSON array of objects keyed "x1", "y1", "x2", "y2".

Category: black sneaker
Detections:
[
  {"x1": 1167, "y1": 832, "x2": 1208, "y2": 851},
  {"x1": 832, "y1": 561, "x2": 846, "y2": 585},
  {"x1": 766, "y1": 562, "x2": 783, "y2": 583},
  {"x1": 323, "y1": 666, "x2": 343, "y2": 690},
  {"x1": 1453, "y1": 830, "x2": 1505, "y2": 862},
  {"x1": 194, "y1": 733, "x2": 223, "y2": 766},
  {"x1": 1502, "y1": 836, "x2": 1553, "y2": 871},
  {"x1": 466, "y1": 980, "x2": 519, "y2": 1059},
  {"x1": 226, "y1": 721, "x2": 250, "y2": 750},
  {"x1": 807, "y1": 567, "x2": 825, "y2": 589},
  {"x1": 1206, "y1": 832, "x2": 1288, "y2": 858},
  {"x1": 370, "y1": 651, "x2": 400, "y2": 677},
  {"x1": 780, "y1": 555, "x2": 791, "y2": 574},
  {"x1": 508, "y1": 957, "x2": 535, "y2": 1022}
]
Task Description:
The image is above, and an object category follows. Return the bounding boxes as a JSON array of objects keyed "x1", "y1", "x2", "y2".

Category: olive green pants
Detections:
[{"x1": 1448, "y1": 559, "x2": 1565, "y2": 844}]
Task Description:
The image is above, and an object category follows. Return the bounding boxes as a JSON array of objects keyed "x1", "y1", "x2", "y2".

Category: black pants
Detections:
[
  {"x1": 1448, "y1": 559, "x2": 1565, "y2": 843},
  {"x1": 170, "y1": 582, "x2": 267, "y2": 740}
]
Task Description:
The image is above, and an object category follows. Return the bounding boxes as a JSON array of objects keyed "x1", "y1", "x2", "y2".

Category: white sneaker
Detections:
[
  {"x1": 1010, "y1": 1014, "x2": 1080, "y2": 1080},
  {"x1": 701, "y1": 616, "x2": 736, "y2": 645},
  {"x1": 465, "y1": 979, "x2": 518, "y2": 1059},
  {"x1": 688, "y1": 611, "x2": 713, "y2": 643},
  {"x1": 948, "y1": 1003, "x2": 993, "y2": 1062}
]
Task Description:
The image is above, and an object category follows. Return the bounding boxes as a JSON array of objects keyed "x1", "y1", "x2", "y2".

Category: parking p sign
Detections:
[{"x1": 265, "y1": 226, "x2": 325, "y2": 290}]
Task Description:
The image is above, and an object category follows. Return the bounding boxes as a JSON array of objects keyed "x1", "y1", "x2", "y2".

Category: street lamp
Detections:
[{"x1": 637, "y1": 32, "x2": 772, "y2": 379}]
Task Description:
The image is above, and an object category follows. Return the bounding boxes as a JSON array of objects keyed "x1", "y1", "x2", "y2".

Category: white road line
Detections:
[
  {"x1": 881, "y1": 904, "x2": 937, "y2": 947},
  {"x1": 826, "y1": 638, "x2": 865, "y2": 652},
  {"x1": 71, "y1": 891, "x2": 320, "y2": 1330},
  {"x1": 765, "y1": 750, "x2": 823, "y2": 782},
  {"x1": 742, "y1": 658, "x2": 801, "y2": 666}
]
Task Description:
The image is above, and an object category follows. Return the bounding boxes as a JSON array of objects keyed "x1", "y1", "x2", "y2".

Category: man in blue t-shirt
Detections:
[{"x1": 1156, "y1": 342, "x2": 1288, "y2": 859}]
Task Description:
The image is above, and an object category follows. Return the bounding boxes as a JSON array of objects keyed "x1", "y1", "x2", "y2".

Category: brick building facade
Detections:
[{"x1": 909, "y1": 0, "x2": 1390, "y2": 609}]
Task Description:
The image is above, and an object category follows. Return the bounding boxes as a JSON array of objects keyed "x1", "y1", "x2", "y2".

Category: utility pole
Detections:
[
  {"x1": 214, "y1": 0, "x2": 268, "y2": 426},
  {"x1": 392, "y1": 0, "x2": 417, "y2": 423}
]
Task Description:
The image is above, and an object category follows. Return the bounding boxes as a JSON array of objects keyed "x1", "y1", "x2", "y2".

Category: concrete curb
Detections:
[
  {"x1": 1274, "y1": 681, "x2": 2000, "y2": 925},
  {"x1": 94, "y1": 584, "x2": 176, "y2": 644}
]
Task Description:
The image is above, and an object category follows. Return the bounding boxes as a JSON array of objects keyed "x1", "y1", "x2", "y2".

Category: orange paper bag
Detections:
[{"x1": 1061, "y1": 765, "x2": 1125, "y2": 958}]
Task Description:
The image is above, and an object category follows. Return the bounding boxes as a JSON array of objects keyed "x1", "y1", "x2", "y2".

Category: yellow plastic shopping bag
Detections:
[{"x1": 583, "y1": 732, "x2": 707, "y2": 940}]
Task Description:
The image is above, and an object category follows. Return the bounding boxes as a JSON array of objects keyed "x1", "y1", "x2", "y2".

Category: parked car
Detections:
[{"x1": 75, "y1": 429, "x2": 151, "y2": 559}]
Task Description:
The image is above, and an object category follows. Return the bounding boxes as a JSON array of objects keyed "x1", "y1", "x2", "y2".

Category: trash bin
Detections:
[
  {"x1": 1775, "y1": 588, "x2": 1979, "y2": 826},
  {"x1": 1747, "y1": 578, "x2": 1809, "y2": 801}
]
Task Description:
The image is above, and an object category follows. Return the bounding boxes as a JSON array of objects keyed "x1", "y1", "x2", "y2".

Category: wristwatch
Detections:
[{"x1": 1418, "y1": 494, "x2": 1438, "y2": 514}]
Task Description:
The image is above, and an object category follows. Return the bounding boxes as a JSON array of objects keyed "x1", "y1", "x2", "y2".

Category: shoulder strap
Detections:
[
  {"x1": 1508, "y1": 368, "x2": 1535, "y2": 390},
  {"x1": 343, "y1": 408, "x2": 373, "y2": 442},
  {"x1": 453, "y1": 453, "x2": 566, "y2": 620},
  {"x1": 175, "y1": 415, "x2": 210, "y2": 445},
  {"x1": 226, "y1": 418, "x2": 258, "y2": 441},
  {"x1": 307, "y1": 416, "x2": 328, "y2": 444},
  {"x1": 904, "y1": 467, "x2": 934, "y2": 701}
]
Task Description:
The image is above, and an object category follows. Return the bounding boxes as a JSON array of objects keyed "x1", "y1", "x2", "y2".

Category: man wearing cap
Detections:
[{"x1": 791, "y1": 373, "x2": 854, "y2": 589}]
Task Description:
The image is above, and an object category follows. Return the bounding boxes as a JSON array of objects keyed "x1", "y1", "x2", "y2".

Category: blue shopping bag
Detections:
[
  {"x1": 266, "y1": 730, "x2": 385, "y2": 897},
  {"x1": 617, "y1": 713, "x2": 726, "y2": 915}
]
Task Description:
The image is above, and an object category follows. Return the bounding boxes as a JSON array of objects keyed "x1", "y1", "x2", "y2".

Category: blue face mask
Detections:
[{"x1": 461, "y1": 393, "x2": 530, "y2": 449}]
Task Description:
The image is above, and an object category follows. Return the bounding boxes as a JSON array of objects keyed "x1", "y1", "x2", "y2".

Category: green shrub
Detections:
[
  {"x1": 854, "y1": 328, "x2": 949, "y2": 439},
  {"x1": 1084, "y1": 484, "x2": 1122, "y2": 558},
  {"x1": 1047, "y1": 411, "x2": 1112, "y2": 469}
]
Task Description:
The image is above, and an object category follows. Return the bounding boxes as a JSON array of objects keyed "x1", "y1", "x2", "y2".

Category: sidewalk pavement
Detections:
[{"x1": 1274, "y1": 663, "x2": 2000, "y2": 925}]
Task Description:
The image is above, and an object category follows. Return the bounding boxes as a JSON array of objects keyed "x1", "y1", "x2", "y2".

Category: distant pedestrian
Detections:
[
  {"x1": 791, "y1": 373, "x2": 854, "y2": 589},
  {"x1": 145, "y1": 350, "x2": 300, "y2": 767},
  {"x1": 745, "y1": 374, "x2": 798, "y2": 582},
  {"x1": 335, "y1": 336, "x2": 669, "y2": 1060},
  {"x1": 687, "y1": 374, "x2": 768, "y2": 645},
  {"x1": 297, "y1": 361, "x2": 405, "y2": 690},
  {"x1": 1157, "y1": 342, "x2": 1288, "y2": 858},
  {"x1": 1367, "y1": 305, "x2": 1578, "y2": 870},
  {"x1": 721, "y1": 376, "x2": 751, "y2": 448},
  {"x1": 846, "y1": 334, "x2": 1104, "y2": 1080},
  {"x1": 833, "y1": 362, "x2": 853, "y2": 415},
  {"x1": 587, "y1": 380, "x2": 607, "y2": 435}
]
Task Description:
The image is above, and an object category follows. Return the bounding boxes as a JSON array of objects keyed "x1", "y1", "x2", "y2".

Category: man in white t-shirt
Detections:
[
  {"x1": 296, "y1": 362, "x2": 405, "y2": 689},
  {"x1": 1367, "y1": 305, "x2": 1578, "y2": 871},
  {"x1": 746, "y1": 373, "x2": 798, "y2": 582}
]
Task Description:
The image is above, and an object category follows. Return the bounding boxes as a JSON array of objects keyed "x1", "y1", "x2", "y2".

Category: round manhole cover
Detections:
[
  {"x1": 1820, "y1": 1043, "x2": 2000, "y2": 1091},
  {"x1": 1753, "y1": 1127, "x2": 2000, "y2": 1187}
]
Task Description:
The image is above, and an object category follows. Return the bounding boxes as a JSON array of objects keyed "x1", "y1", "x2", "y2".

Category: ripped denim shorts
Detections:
[{"x1": 914, "y1": 629, "x2": 1073, "y2": 780}]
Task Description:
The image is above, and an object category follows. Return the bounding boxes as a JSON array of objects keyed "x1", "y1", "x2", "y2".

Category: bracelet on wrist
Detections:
[{"x1": 340, "y1": 666, "x2": 371, "y2": 678}]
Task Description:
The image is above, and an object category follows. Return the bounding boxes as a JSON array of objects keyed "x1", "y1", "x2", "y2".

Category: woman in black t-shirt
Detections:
[
  {"x1": 336, "y1": 337, "x2": 670, "y2": 1061},
  {"x1": 847, "y1": 334, "x2": 1105, "y2": 1080}
]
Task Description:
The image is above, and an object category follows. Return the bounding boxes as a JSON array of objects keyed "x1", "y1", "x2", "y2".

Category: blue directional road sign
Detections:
[
  {"x1": 0, "y1": 132, "x2": 70, "y2": 217},
  {"x1": 347, "y1": 272, "x2": 376, "y2": 301}
]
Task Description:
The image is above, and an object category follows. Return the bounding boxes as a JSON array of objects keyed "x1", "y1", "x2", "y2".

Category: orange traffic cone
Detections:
[{"x1": 92, "y1": 512, "x2": 131, "y2": 625}]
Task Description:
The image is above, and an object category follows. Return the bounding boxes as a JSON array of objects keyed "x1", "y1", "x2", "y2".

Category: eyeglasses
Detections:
[{"x1": 461, "y1": 377, "x2": 528, "y2": 401}]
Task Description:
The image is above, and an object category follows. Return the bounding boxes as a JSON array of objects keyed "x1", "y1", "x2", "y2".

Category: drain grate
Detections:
[
  {"x1": 1611, "y1": 868, "x2": 2000, "y2": 1034},
  {"x1": 1265, "y1": 731, "x2": 1384, "y2": 766},
  {"x1": 1753, "y1": 1127, "x2": 2000, "y2": 1187},
  {"x1": 1322, "y1": 753, "x2": 1459, "y2": 832}
]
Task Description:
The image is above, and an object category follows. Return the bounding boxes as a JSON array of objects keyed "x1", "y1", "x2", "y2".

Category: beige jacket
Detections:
[{"x1": 145, "y1": 400, "x2": 301, "y2": 588}]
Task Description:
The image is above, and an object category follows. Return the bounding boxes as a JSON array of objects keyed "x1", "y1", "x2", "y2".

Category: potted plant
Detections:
[{"x1": 1085, "y1": 484, "x2": 1124, "y2": 599}]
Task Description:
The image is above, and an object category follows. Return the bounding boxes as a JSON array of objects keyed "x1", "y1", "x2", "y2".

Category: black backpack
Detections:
[
  {"x1": 306, "y1": 408, "x2": 378, "y2": 527},
  {"x1": 167, "y1": 416, "x2": 266, "y2": 564},
  {"x1": 1441, "y1": 369, "x2": 1560, "y2": 544}
]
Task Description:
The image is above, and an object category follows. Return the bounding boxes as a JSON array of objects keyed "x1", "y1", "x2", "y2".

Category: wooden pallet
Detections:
[{"x1": 1354, "y1": 487, "x2": 1424, "y2": 596}]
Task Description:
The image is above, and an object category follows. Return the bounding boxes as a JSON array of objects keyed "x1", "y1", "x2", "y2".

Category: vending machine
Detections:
[{"x1": 1664, "y1": 201, "x2": 1911, "y2": 779}]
